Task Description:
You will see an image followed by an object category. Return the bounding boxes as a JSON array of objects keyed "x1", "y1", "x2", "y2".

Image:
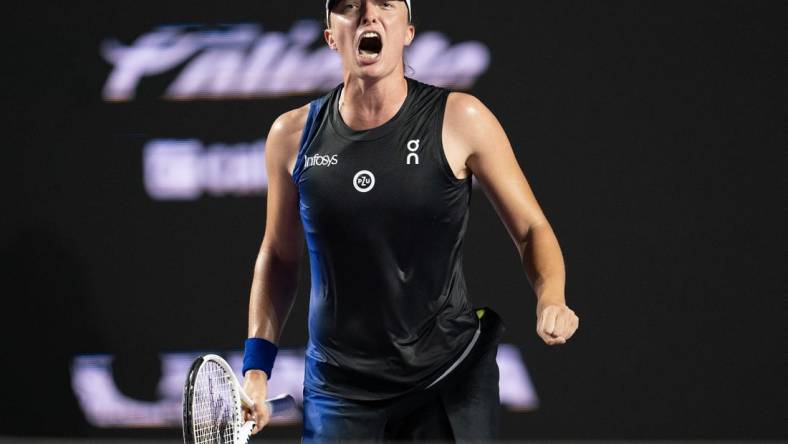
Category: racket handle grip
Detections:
[
  {"x1": 267, "y1": 394, "x2": 298, "y2": 418},
  {"x1": 242, "y1": 392, "x2": 298, "y2": 419},
  {"x1": 235, "y1": 395, "x2": 297, "y2": 444}
]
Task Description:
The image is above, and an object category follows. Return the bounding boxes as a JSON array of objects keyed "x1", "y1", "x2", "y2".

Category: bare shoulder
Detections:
[
  {"x1": 444, "y1": 91, "x2": 509, "y2": 156},
  {"x1": 445, "y1": 91, "x2": 499, "y2": 134},
  {"x1": 266, "y1": 103, "x2": 311, "y2": 174},
  {"x1": 446, "y1": 91, "x2": 488, "y2": 116},
  {"x1": 268, "y1": 103, "x2": 310, "y2": 148},
  {"x1": 442, "y1": 92, "x2": 501, "y2": 179}
]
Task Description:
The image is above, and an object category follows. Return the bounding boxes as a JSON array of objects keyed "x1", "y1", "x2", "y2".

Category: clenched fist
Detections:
[{"x1": 536, "y1": 303, "x2": 579, "y2": 345}]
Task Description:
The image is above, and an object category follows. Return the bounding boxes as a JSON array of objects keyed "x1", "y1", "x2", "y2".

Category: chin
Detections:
[
  {"x1": 351, "y1": 67, "x2": 383, "y2": 80},
  {"x1": 353, "y1": 60, "x2": 396, "y2": 80}
]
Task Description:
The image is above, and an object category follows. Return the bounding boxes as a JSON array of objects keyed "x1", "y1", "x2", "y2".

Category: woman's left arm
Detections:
[{"x1": 444, "y1": 92, "x2": 579, "y2": 345}]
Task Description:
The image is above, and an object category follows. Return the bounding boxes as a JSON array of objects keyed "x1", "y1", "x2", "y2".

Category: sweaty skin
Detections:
[{"x1": 243, "y1": 0, "x2": 579, "y2": 434}]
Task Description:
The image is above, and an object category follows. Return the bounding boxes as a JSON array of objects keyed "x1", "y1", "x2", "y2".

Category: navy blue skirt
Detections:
[{"x1": 301, "y1": 307, "x2": 505, "y2": 443}]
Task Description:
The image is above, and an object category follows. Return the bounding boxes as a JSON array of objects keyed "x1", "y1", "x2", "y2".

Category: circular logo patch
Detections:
[{"x1": 353, "y1": 170, "x2": 375, "y2": 193}]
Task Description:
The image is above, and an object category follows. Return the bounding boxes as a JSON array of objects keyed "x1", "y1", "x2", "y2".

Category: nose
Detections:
[{"x1": 359, "y1": 1, "x2": 379, "y2": 25}]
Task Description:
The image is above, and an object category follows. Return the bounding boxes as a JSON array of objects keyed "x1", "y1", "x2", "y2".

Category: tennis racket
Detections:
[{"x1": 182, "y1": 354, "x2": 298, "y2": 444}]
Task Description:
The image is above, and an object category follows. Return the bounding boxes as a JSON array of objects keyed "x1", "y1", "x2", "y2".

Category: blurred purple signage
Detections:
[
  {"x1": 71, "y1": 344, "x2": 538, "y2": 428},
  {"x1": 101, "y1": 21, "x2": 491, "y2": 101}
]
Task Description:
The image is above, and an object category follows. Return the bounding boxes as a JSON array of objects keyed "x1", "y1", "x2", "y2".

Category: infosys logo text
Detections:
[{"x1": 304, "y1": 153, "x2": 338, "y2": 169}]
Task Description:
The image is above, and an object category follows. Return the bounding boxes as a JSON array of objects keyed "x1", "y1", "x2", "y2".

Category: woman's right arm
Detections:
[{"x1": 243, "y1": 104, "x2": 309, "y2": 434}]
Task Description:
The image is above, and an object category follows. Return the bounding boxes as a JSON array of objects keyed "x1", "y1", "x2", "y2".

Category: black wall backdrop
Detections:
[{"x1": 6, "y1": 0, "x2": 787, "y2": 440}]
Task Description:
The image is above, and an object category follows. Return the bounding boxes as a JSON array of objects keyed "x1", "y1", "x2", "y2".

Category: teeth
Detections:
[{"x1": 358, "y1": 31, "x2": 381, "y2": 59}]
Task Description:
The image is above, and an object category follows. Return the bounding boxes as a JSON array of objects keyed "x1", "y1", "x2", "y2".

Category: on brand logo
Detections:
[{"x1": 406, "y1": 139, "x2": 420, "y2": 165}]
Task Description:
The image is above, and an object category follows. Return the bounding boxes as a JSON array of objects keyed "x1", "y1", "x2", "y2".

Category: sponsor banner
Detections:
[
  {"x1": 143, "y1": 138, "x2": 478, "y2": 200},
  {"x1": 143, "y1": 138, "x2": 267, "y2": 200},
  {"x1": 102, "y1": 21, "x2": 491, "y2": 101},
  {"x1": 72, "y1": 344, "x2": 538, "y2": 428}
]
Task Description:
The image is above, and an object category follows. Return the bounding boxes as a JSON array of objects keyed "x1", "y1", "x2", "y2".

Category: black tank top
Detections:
[{"x1": 292, "y1": 77, "x2": 480, "y2": 400}]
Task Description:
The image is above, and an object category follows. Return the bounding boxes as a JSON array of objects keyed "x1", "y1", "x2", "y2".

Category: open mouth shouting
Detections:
[{"x1": 357, "y1": 31, "x2": 383, "y2": 63}]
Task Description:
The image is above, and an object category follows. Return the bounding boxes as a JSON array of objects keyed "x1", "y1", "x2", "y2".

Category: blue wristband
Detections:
[{"x1": 242, "y1": 338, "x2": 278, "y2": 379}]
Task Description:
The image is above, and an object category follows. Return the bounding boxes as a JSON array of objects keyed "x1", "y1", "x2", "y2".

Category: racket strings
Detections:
[{"x1": 192, "y1": 361, "x2": 239, "y2": 444}]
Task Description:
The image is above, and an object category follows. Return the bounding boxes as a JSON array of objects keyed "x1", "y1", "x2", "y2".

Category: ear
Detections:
[
  {"x1": 404, "y1": 24, "x2": 415, "y2": 46},
  {"x1": 324, "y1": 28, "x2": 337, "y2": 50}
]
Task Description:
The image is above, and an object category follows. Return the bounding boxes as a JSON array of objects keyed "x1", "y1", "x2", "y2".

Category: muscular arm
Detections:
[
  {"x1": 247, "y1": 105, "x2": 309, "y2": 365},
  {"x1": 243, "y1": 105, "x2": 309, "y2": 433},
  {"x1": 444, "y1": 92, "x2": 578, "y2": 344}
]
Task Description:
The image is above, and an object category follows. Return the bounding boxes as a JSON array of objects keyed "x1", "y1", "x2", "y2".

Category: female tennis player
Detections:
[{"x1": 241, "y1": 0, "x2": 580, "y2": 441}]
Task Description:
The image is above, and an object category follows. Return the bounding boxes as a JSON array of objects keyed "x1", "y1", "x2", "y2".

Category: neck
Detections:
[{"x1": 338, "y1": 73, "x2": 408, "y2": 131}]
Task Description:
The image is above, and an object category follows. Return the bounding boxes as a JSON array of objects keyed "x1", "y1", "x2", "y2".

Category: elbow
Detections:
[
  {"x1": 515, "y1": 220, "x2": 551, "y2": 257},
  {"x1": 255, "y1": 248, "x2": 299, "y2": 268},
  {"x1": 255, "y1": 246, "x2": 300, "y2": 278},
  {"x1": 259, "y1": 235, "x2": 303, "y2": 268}
]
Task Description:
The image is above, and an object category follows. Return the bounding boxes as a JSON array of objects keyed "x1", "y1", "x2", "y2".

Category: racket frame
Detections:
[{"x1": 182, "y1": 354, "x2": 254, "y2": 444}]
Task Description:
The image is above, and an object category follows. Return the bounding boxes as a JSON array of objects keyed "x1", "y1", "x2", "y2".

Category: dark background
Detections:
[{"x1": 6, "y1": 0, "x2": 787, "y2": 440}]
